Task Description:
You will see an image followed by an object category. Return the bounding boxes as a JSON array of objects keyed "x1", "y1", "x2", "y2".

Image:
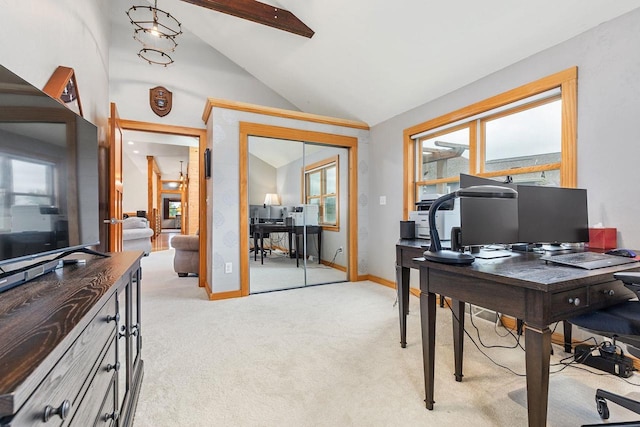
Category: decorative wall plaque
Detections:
[{"x1": 149, "y1": 86, "x2": 172, "y2": 117}]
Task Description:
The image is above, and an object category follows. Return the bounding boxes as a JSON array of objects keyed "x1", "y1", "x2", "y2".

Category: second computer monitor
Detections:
[
  {"x1": 459, "y1": 174, "x2": 519, "y2": 246},
  {"x1": 517, "y1": 185, "x2": 589, "y2": 244}
]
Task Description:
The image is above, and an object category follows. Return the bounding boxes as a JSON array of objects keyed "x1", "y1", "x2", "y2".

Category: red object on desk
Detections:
[{"x1": 588, "y1": 228, "x2": 617, "y2": 249}]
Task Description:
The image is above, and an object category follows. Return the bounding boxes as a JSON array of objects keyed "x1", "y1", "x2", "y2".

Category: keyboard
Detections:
[{"x1": 540, "y1": 251, "x2": 638, "y2": 270}]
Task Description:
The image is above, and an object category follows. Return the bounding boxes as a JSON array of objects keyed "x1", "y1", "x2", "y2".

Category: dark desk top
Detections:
[{"x1": 398, "y1": 239, "x2": 640, "y2": 291}]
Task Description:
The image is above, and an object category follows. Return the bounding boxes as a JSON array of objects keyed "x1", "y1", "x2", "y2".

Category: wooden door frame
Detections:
[
  {"x1": 239, "y1": 122, "x2": 359, "y2": 297},
  {"x1": 118, "y1": 119, "x2": 207, "y2": 287}
]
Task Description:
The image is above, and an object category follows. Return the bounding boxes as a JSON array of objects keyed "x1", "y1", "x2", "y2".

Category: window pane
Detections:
[
  {"x1": 491, "y1": 169, "x2": 560, "y2": 187},
  {"x1": 14, "y1": 195, "x2": 52, "y2": 206},
  {"x1": 308, "y1": 171, "x2": 321, "y2": 196},
  {"x1": 168, "y1": 201, "x2": 181, "y2": 218},
  {"x1": 324, "y1": 196, "x2": 336, "y2": 224},
  {"x1": 12, "y1": 159, "x2": 50, "y2": 194},
  {"x1": 419, "y1": 127, "x2": 470, "y2": 181},
  {"x1": 484, "y1": 99, "x2": 561, "y2": 172},
  {"x1": 417, "y1": 182, "x2": 459, "y2": 201},
  {"x1": 325, "y1": 166, "x2": 336, "y2": 194}
]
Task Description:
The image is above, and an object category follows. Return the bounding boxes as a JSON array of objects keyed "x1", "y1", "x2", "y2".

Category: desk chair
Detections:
[{"x1": 567, "y1": 271, "x2": 640, "y2": 426}]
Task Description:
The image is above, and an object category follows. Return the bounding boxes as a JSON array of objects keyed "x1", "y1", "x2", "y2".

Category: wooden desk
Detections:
[
  {"x1": 253, "y1": 223, "x2": 322, "y2": 266},
  {"x1": 413, "y1": 249, "x2": 639, "y2": 427},
  {"x1": 395, "y1": 239, "x2": 426, "y2": 348}
]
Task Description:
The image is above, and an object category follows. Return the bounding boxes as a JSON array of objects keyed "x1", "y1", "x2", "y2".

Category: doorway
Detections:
[
  {"x1": 239, "y1": 122, "x2": 359, "y2": 296},
  {"x1": 248, "y1": 137, "x2": 349, "y2": 293},
  {"x1": 116, "y1": 118, "x2": 207, "y2": 285}
]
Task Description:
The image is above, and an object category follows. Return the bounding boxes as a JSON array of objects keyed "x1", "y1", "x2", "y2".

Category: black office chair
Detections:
[{"x1": 567, "y1": 271, "x2": 640, "y2": 426}]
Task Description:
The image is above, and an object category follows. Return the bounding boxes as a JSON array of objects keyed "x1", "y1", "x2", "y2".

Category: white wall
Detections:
[
  {"x1": 276, "y1": 145, "x2": 349, "y2": 264},
  {"x1": 122, "y1": 153, "x2": 148, "y2": 213},
  {"x1": 108, "y1": 0, "x2": 297, "y2": 129},
  {"x1": 368, "y1": 8, "x2": 640, "y2": 283},
  {"x1": 0, "y1": 0, "x2": 110, "y2": 144},
  {"x1": 207, "y1": 108, "x2": 369, "y2": 293},
  {"x1": 248, "y1": 153, "x2": 277, "y2": 205}
]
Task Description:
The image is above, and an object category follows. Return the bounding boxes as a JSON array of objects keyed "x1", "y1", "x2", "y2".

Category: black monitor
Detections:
[
  {"x1": 517, "y1": 185, "x2": 589, "y2": 244},
  {"x1": 459, "y1": 174, "x2": 519, "y2": 246}
]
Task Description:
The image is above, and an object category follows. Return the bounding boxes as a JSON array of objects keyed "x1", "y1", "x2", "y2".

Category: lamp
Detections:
[
  {"x1": 127, "y1": 0, "x2": 182, "y2": 66},
  {"x1": 263, "y1": 193, "x2": 280, "y2": 207},
  {"x1": 424, "y1": 185, "x2": 517, "y2": 265}
]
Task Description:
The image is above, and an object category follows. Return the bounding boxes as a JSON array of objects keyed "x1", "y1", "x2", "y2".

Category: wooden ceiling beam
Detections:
[{"x1": 180, "y1": 0, "x2": 314, "y2": 38}]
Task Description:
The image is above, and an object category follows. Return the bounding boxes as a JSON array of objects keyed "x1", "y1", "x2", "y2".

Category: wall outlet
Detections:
[
  {"x1": 224, "y1": 262, "x2": 232, "y2": 274},
  {"x1": 379, "y1": 196, "x2": 387, "y2": 205}
]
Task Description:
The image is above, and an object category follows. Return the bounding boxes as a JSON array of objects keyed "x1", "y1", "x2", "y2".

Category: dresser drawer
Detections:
[
  {"x1": 9, "y1": 295, "x2": 117, "y2": 426},
  {"x1": 94, "y1": 377, "x2": 117, "y2": 427},
  {"x1": 589, "y1": 281, "x2": 635, "y2": 307},
  {"x1": 69, "y1": 338, "x2": 117, "y2": 426},
  {"x1": 550, "y1": 287, "x2": 589, "y2": 316}
]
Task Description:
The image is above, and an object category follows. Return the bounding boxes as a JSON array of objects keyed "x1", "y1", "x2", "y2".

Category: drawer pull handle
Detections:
[
  {"x1": 106, "y1": 362, "x2": 121, "y2": 372},
  {"x1": 568, "y1": 297, "x2": 581, "y2": 306},
  {"x1": 106, "y1": 313, "x2": 120, "y2": 323},
  {"x1": 43, "y1": 400, "x2": 71, "y2": 422},
  {"x1": 105, "y1": 410, "x2": 119, "y2": 421},
  {"x1": 602, "y1": 289, "x2": 615, "y2": 296}
]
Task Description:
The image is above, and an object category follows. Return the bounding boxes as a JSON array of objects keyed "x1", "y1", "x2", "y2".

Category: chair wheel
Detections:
[{"x1": 596, "y1": 396, "x2": 610, "y2": 420}]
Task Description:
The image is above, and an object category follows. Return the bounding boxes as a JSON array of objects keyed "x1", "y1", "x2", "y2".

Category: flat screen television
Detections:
[{"x1": 0, "y1": 64, "x2": 100, "y2": 289}]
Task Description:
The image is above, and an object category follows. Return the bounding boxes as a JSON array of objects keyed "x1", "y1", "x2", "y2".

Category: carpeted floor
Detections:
[
  {"x1": 134, "y1": 249, "x2": 640, "y2": 426},
  {"x1": 249, "y1": 249, "x2": 347, "y2": 293}
]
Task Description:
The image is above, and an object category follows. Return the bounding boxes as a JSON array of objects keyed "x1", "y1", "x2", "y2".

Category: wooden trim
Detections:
[
  {"x1": 479, "y1": 163, "x2": 561, "y2": 179},
  {"x1": 239, "y1": 122, "x2": 359, "y2": 296},
  {"x1": 320, "y1": 260, "x2": 347, "y2": 272},
  {"x1": 303, "y1": 155, "x2": 340, "y2": 229},
  {"x1": 202, "y1": 98, "x2": 370, "y2": 130},
  {"x1": 208, "y1": 289, "x2": 243, "y2": 301},
  {"x1": 117, "y1": 119, "x2": 208, "y2": 289},
  {"x1": 402, "y1": 131, "x2": 415, "y2": 221},
  {"x1": 43, "y1": 66, "x2": 83, "y2": 117},
  {"x1": 404, "y1": 67, "x2": 577, "y2": 137},
  {"x1": 561, "y1": 77, "x2": 578, "y2": 187},
  {"x1": 404, "y1": 67, "x2": 578, "y2": 215},
  {"x1": 180, "y1": 0, "x2": 314, "y2": 38},
  {"x1": 365, "y1": 274, "x2": 421, "y2": 298}
]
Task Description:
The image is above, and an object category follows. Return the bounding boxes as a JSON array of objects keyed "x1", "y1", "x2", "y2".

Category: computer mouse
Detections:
[{"x1": 605, "y1": 248, "x2": 637, "y2": 258}]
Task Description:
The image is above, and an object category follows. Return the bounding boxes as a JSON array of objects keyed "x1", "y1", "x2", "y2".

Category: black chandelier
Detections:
[{"x1": 127, "y1": 0, "x2": 182, "y2": 66}]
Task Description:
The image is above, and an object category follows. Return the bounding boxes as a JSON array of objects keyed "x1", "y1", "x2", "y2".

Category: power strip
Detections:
[{"x1": 574, "y1": 344, "x2": 635, "y2": 378}]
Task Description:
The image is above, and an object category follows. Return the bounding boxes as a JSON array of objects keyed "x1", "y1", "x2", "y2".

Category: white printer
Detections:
[
  {"x1": 11, "y1": 205, "x2": 62, "y2": 232},
  {"x1": 409, "y1": 195, "x2": 460, "y2": 240},
  {"x1": 289, "y1": 204, "x2": 319, "y2": 226}
]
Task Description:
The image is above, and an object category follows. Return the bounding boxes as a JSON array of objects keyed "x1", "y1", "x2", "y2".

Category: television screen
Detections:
[{"x1": 0, "y1": 64, "x2": 99, "y2": 268}]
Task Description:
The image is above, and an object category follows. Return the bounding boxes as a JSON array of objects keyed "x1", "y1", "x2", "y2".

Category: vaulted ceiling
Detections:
[
  {"x1": 115, "y1": 1, "x2": 640, "y2": 177},
  {"x1": 159, "y1": 0, "x2": 639, "y2": 126}
]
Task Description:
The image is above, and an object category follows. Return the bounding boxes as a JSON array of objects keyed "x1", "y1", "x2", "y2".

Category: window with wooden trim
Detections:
[
  {"x1": 403, "y1": 67, "x2": 577, "y2": 218},
  {"x1": 304, "y1": 155, "x2": 339, "y2": 229}
]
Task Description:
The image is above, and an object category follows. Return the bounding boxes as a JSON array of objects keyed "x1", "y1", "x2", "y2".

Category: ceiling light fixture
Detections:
[{"x1": 127, "y1": 0, "x2": 182, "y2": 66}]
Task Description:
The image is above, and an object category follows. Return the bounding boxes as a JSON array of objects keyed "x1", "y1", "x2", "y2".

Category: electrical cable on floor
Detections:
[
  {"x1": 468, "y1": 306, "x2": 524, "y2": 351},
  {"x1": 443, "y1": 299, "x2": 640, "y2": 383}
]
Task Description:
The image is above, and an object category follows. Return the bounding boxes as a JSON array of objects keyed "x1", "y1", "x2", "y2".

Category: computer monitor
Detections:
[
  {"x1": 459, "y1": 174, "x2": 519, "y2": 246},
  {"x1": 517, "y1": 185, "x2": 589, "y2": 244}
]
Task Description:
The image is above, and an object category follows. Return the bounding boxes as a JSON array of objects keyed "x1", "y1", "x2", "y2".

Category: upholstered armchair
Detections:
[{"x1": 171, "y1": 234, "x2": 199, "y2": 277}]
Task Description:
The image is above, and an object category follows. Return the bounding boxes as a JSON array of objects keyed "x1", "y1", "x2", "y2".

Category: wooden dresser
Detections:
[{"x1": 0, "y1": 251, "x2": 144, "y2": 426}]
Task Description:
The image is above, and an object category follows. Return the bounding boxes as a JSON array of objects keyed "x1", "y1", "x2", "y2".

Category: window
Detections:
[
  {"x1": 404, "y1": 68, "x2": 577, "y2": 218},
  {"x1": 304, "y1": 156, "x2": 339, "y2": 228},
  {"x1": 7, "y1": 158, "x2": 55, "y2": 206}
]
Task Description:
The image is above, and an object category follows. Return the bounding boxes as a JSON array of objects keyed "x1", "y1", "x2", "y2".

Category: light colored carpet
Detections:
[
  {"x1": 249, "y1": 250, "x2": 346, "y2": 293},
  {"x1": 134, "y1": 249, "x2": 640, "y2": 426}
]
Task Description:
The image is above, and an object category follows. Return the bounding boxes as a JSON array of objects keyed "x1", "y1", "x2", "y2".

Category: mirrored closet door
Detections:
[{"x1": 248, "y1": 136, "x2": 348, "y2": 293}]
